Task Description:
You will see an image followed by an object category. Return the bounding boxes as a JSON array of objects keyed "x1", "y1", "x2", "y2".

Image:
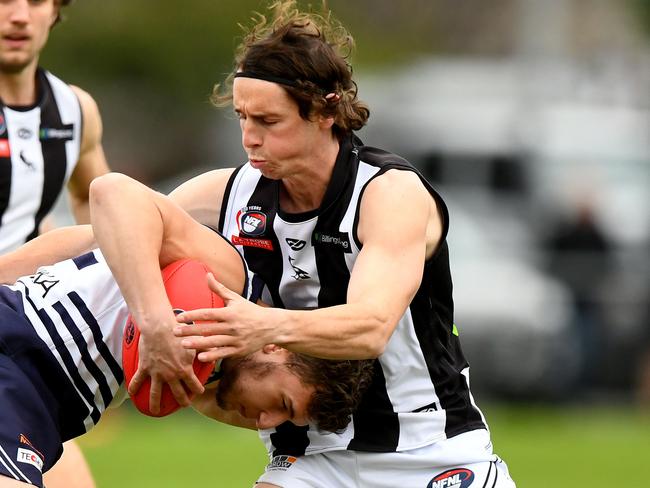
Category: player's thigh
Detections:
[
  {"x1": 42, "y1": 441, "x2": 95, "y2": 488},
  {"x1": 0, "y1": 476, "x2": 33, "y2": 487},
  {"x1": 253, "y1": 484, "x2": 281, "y2": 488}
]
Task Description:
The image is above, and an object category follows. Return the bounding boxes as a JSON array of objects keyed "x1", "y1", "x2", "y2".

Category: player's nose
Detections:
[{"x1": 256, "y1": 410, "x2": 290, "y2": 429}]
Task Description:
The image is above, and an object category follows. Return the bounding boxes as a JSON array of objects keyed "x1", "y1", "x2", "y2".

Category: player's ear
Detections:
[{"x1": 262, "y1": 344, "x2": 283, "y2": 354}]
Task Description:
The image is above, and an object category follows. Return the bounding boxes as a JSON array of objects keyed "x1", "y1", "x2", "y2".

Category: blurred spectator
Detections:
[{"x1": 543, "y1": 195, "x2": 615, "y2": 394}]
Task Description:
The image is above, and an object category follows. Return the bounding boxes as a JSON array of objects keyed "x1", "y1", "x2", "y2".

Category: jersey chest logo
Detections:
[{"x1": 232, "y1": 205, "x2": 274, "y2": 250}]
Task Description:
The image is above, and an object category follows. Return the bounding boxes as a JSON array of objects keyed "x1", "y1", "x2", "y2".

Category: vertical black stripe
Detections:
[
  {"x1": 0, "y1": 160, "x2": 10, "y2": 227},
  {"x1": 67, "y1": 291, "x2": 123, "y2": 383},
  {"x1": 23, "y1": 290, "x2": 101, "y2": 424},
  {"x1": 348, "y1": 360, "x2": 400, "y2": 451},
  {"x1": 0, "y1": 106, "x2": 10, "y2": 227},
  {"x1": 312, "y1": 141, "x2": 358, "y2": 307},
  {"x1": 269, "y1": 422, "x2": 310, "y2": 457},
  {"x1": 27, "y1": 70, "x2": 67, "y2": 241},
  {"x1": 411, "y1": 244, "x2": 485, "y2": 438},
  {"x1": 240, "y1": 177, "x2": 285, "y2": 308},
  {"x1": 51, "y1": 301, "x2": 114, "y2": 408},
  {"x1": 218, "y1": 165, "x2": 242, "y2": 233}
]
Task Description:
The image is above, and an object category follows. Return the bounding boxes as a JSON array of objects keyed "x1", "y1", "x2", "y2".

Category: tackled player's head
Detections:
[
  {"x1": 217, "y1": 346, "x2": 374, "y2": 432},
  {"x1": 212, "y1": 0, "x2": 369, "y2": 140}
]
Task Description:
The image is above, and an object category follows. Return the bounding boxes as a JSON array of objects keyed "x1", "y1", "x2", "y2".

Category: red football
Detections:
[{"x1": 122, "y1": 259, "x2": 224, "y2": 417}]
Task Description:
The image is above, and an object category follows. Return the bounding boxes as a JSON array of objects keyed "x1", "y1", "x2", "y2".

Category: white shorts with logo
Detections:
[{"x1": 256, "y1": 429, "x2": 516, "y2": 488}]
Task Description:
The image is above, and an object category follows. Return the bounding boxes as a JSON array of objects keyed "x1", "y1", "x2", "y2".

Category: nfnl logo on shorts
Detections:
[
  {"x1": 267, "y1": 455, "x2": 297, "y2": 471},
  {"x1": 427, "y1": 468, "x2": 475, "y2": 488},
  {"x1": 17, "y1": 448, "x2": 43, "y2": 472}
]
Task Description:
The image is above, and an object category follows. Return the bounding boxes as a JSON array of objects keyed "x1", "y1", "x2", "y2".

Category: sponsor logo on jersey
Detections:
[
  {"x1": 0, "y1": 138, "x2": 10, "y2": 158},
  {"x1": 236, "y1": 206, "x2": 267, "y2": 236},
  {"x1": 17, "y1": 127, "x2": 33, "y2": 139},
  {"x1": 285, "y1": 238, "x2": 307, "y2": 251},
  {"x1": 39, "y1": 124, "x2": 74, "y2": 141},
  {"x1": 16, "y1": 448, "x2": 43, "y2": 472},
  {"x1": 231, "y1": 235, "x2": 274, "y2": 251},
  {"x1": 311, "y1": 231, "x2": 352, "y2": 253},
  {"x1": 427, "y1": 468, "x2": 475, "y2": 488},
  {"x1": 267, "y1": 455, "x2": 297, "y2": 471},
  {"x1": 288, "y1": 256, "x2": 310, "y2": 281}
]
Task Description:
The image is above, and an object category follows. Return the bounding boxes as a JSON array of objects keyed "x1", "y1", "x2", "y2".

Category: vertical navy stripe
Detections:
[
  {"x1": 27, "y1": 70, "x2": 68, "y2": 241},
  {"x1": 51, "y1": 301, "x2": 114, "y2": 408},
  {"x1": 67, "y1": 291, "x2": 123, "y2": 383},
  {"x1": 22, "y1": 290, "x2": 100, "y2": 424}
]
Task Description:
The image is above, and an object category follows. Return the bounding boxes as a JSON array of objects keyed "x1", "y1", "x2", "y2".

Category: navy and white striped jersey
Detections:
[
  {"x1": 220, "y1": 136, "x2": 487, "y2": 455},
  {"x1": 0, "y1": 68, "x2": 82, "y2": 254},
  {"x1": 1, "y1": 249, "x2": 125, "y2": 441}
]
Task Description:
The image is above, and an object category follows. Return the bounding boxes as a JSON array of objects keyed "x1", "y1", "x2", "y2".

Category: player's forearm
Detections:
[
  {"x1": 0, "y1": 225, "x2": 96, "y2": 284},
  {"x1": 89, "y1": 173, "x2": 171, "y2": 328},
  {"x1": 274, "y1": 303, "x2": 394, "y2": 359}
]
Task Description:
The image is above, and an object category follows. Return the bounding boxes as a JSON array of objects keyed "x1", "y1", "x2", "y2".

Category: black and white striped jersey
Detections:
[
  {"x1": 220, "y1": 136, "x2": 487, "y2": 455},
  {"x1": 0, "y1": 68, "x2": 82, "y2": 254},
  {"x1": 1, "y1": 249, "x2": 125, "y2": 441}
]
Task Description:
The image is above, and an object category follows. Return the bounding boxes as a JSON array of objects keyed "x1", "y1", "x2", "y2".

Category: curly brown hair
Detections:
[
  {"x1": 217, "y1": 351, "x2": 374, "y2": 433},
  {"x1": 212, "y1": 0, "x2": 369, "y2": 139}
]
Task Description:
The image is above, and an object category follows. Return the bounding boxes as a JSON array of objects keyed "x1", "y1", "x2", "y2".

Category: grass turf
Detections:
[{"x1": 79, "y1": 403, "x2": 650, "y2": 487}]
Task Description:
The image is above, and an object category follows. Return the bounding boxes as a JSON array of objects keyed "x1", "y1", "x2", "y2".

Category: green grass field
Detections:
[{"x1": 79, "y1": 403, "x2": 650, "y2": 487}]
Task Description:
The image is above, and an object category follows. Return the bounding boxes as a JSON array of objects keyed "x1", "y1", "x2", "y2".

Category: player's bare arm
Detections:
[
  {"x1": 176, "y1": 170, "x2": 441, "y2": 360},
  {"x1": 89, "y1": 172, "x2": 245, "y2": 414},
  {"x1": 168, "y1": 168, "x2": 235, "y2": 229},
  {"x1": 0, "y1": 225, "x2": 95, "y2": 284},
  {"x1": 66, "y1": 86, "x2": 110, "y2": 224}
]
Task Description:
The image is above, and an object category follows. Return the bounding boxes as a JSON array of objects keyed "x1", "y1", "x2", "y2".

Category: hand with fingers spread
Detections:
[
  {"x1": 128, "y1": 311, "x2": 205, "y2": 415},
  {"x1": 173, "y1": 273, "x2": 277, "y2": 362}
]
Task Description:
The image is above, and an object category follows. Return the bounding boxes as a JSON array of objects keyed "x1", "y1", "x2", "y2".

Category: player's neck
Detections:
[
  {"x1": 0, "y1": 63, "x2": 38, "y2": 106},
  {"x1": 279, "y1": 138, "x2": 339, "y2": 213}
]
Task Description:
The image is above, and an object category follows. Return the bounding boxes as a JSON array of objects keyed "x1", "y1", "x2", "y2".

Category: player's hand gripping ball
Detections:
[{"x1": 122, "y1": 259, "x2": 223, "y2": 417}]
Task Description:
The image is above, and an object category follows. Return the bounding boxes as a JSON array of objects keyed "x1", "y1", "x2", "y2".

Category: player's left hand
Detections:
[{"x1": 173, "y1": 273, "x2": 277, "y2": 361}]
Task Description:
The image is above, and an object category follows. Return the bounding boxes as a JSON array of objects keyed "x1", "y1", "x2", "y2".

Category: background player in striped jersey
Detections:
[
  {"x1": 86, "y1": 1, "x2": 517, "y2": 486},
  {"x1": 0, "y1": 0, "x2": 109, "y2": 255},
  {"x1": 0, "y1": 212, "x2": 373, "y2": 488},
  {"x1": 0, "y1": 1, "x2": 108, "y2": 485}
]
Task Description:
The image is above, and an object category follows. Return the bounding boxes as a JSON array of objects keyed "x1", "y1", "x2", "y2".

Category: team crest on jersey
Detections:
[
  {"x1": 427, "y1": 468, "x2": 475, "y2": 488},
  {"x1": 267, "y1": 455, "x2": 297, "y2": 471},
  {"x1": 232, "y1": 206, "x2": 274, "y2": 250},
  {"x1": 0, "y1": 114, "x2": 5, "y2": 134},
  {"x1": 237, "y1": 206, "x2": 267, "y2": 236}
]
